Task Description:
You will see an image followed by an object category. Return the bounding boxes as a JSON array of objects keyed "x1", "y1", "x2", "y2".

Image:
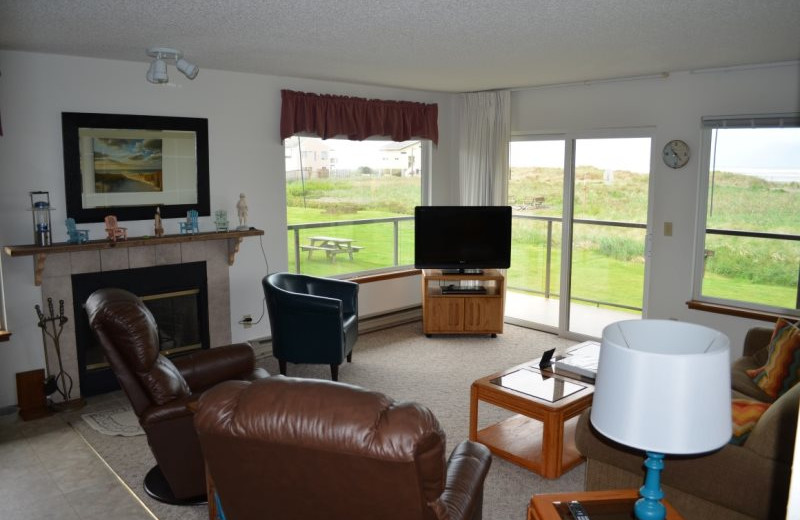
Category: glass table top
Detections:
[{"x1": 491, "y1": 368, "x2": 586, "y2": 402}]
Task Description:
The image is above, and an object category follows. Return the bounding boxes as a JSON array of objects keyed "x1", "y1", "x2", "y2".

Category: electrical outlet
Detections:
[{"x1": 239, "y1": 314, "x2": 252, "y2": 327}]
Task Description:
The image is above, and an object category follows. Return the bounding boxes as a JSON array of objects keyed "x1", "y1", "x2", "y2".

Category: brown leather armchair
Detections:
[
  {"x1": 85, "y1": 288, "x2": 269, "y2": 505},
  {"x1": 194, "y1": 377, "x2": 492, "y2": 520}
]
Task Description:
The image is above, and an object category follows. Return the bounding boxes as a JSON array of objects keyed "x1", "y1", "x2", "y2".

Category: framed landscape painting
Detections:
[
  {"x1": 92, "y1": 137, "x2": 164, "y2": 194},
  {"x1": 62, "y1": 112, "x2": 210, "y2": 223}
]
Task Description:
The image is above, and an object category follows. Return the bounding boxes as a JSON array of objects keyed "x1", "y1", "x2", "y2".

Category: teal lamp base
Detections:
[{"x1": 635, "y1": 451, "x2": 666, "y2": 520}]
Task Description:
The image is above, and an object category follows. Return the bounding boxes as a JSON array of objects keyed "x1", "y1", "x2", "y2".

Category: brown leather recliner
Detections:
[
  {"x1": 194, "y1": 377, "x2": 492, "y2": 520},
  {"x1": 85, "y1": 287, "x2": 269, "y2": 504}
]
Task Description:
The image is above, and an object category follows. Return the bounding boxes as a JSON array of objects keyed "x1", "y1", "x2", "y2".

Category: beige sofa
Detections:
[{"x1": 575, "y1": 327, "x2": 798, "y2": 520}]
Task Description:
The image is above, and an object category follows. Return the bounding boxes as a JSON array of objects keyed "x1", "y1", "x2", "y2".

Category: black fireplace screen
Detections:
[
  {"x1": 144, "y1": 290, "x2": 202, "y2": 354},
  {"x1": 73, "y1": 262, "x2": 209, "y2": 395},
  {"x1": 83, "y1": 288, "x2": 203, "y2": 370}
]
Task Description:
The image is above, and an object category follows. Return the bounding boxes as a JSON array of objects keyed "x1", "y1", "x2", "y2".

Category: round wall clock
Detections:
[{"x1": 662, "y1": 139, "x2": 690, "y2": 169}]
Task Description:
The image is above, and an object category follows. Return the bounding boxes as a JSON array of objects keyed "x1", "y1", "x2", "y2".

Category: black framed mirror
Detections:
[{"x1": 62, "y1": 112, "x2": 210, "y2": 223}]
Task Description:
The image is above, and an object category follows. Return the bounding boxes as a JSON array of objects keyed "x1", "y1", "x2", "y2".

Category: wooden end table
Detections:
[
  {"x1": 469, "y1": 362, "x2": 593, "y2": 479},
  {"x1": 528, "y1": 489, "x2": 685, "y2": 520}
]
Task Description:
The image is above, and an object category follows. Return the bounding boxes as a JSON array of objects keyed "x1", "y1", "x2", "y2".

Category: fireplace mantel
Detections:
[
  {"x1": 4, "y1": 228, "x2": 262, "y2": 401},
  {"x1": 4, "y1": 229, "x2": 264, "y2": 286}
]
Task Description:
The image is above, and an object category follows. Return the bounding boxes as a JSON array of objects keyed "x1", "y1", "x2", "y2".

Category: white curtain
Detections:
[{"x1": 458, "y1": 90, "x2": 511, "y2": 206}]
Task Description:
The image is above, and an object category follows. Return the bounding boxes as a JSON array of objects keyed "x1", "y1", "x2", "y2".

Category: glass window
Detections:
[
  {"x1": 284, "y1": 137, "x2": 426, "y2": 277},
  {"x1": 696, "y1": 115, "x2": 800, "y2": 315}
]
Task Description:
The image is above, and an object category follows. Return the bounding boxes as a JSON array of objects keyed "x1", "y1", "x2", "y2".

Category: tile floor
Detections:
[{"x1": 0, "y1": 397, "x2": 155, "y2": 520}]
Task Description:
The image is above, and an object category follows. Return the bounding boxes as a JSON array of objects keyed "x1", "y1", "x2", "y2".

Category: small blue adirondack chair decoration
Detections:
[
  {"x1": 180, "y1": 209, "x2": 199, "y2": 234},
  {"x1": 214, "y1": 210, "x2": 229, "y2": 232},
  {"x1": 65, "y1": 218, "x2": 89, "y2": 244}
]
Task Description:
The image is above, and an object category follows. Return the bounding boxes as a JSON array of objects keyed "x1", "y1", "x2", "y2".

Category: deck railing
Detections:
[
  {"x1": 287, "y1": 216, "x2": 798, "y2": 312},
  {"x1": 508, "y1": 214, "x2": 647, "y2": 312},
  {"x1": 705, "y1": 227, "x2": 800, "y2": 309},
  {"x1": 287, "y1": 216, "x2": 414, "y2": 274},
  {"x1": 287, "y1": 214, "x2": 646, "y2": 312}
]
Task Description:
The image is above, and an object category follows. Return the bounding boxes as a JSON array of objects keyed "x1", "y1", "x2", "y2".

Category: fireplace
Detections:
[
  {"x1": 73, "y1": 262, "x2": 210, "y2": 396},
  {"x1": 4, "y1": 230, "x2": 263, "y2": 403}
]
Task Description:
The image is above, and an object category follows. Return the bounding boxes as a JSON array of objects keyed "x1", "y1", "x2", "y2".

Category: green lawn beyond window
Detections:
[{"x1": 286, "y1": 171, "x2": 798, "y2": 310}]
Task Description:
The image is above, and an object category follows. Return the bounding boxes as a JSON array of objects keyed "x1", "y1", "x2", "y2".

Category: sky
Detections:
[
  {"x1": 296, "y1": 131, "x2": 800, "y2": 181},
  {"x1": 712, "y1": 128, "x2": 800, "y2": 177},
  {"x1": 510, "y1": 138, "x2": 652, "y2": 173},
  {"x1": 510, "y1": 130, "x2": 800, "y2": 182}
]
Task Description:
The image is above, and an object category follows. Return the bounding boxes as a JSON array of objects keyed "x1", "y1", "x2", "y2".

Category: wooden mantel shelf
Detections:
[{"x1": 4, "y1": 228, "x2": 264, "y2": 286}]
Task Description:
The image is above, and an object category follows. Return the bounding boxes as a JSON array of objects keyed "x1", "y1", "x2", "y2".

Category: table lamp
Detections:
[{"x1": 590, "y1": 319, "x2": 731, "y2": 520}]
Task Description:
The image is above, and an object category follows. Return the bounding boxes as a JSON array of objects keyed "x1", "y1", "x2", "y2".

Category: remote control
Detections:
[{"x1": 567, "y1": 500, "x2": 590, "y2": 520}]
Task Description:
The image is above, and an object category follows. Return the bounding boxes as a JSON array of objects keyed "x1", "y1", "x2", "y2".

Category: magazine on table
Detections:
[{"x1": 551, "y1": 340, "x2": 601, "y2": 380}]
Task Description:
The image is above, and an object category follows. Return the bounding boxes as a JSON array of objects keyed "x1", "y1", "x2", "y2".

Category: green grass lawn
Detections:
[
  {"x1": 702, "y1": 272, "x2": 797, "y2": 309},
  {"x1": 287, "y1": 206, "x2": 415, "y2": 277}
]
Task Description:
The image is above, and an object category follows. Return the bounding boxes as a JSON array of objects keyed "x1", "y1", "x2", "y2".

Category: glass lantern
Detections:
[{"x1": 30, "y1": 191, "x2": 53, "y2": 246}]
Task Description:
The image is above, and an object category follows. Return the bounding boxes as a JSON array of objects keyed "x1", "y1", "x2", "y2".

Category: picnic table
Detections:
[
  {"x1": 301, "y1": 236, "x2": 363, "y2": 262},
  {"x1": 514, "y1": 196, "x2": 546, "y2": 210}
]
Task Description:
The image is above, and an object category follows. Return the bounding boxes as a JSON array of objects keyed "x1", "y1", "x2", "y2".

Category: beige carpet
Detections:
[{"x1": 69, "y1": 321, "x2": 586, "y2": 520}]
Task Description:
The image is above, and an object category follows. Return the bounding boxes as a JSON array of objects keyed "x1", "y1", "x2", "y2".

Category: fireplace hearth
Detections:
[{"x1": 73, "y1": 262, "x2": 209, "y2": 396}]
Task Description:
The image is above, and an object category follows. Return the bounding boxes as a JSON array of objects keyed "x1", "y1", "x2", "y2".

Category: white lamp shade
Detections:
[{"x1": 590, "y1": 319, "x2": 732, "y2": 455}]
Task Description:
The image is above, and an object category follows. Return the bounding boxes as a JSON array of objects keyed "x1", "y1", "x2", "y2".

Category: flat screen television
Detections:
[{"x1": 414, "y1": 205, "x2": 512, "y2": 273}]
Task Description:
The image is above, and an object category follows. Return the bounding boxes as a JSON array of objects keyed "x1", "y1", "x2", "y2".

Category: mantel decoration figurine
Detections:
[
  {"x1": 154, "y1": 206, "x2": 164, "y2": 237},
  {"x1": 30, "y1": 191, "x2": 53, "y2": 246},
  {"x1": 236, "y1": 192, "x2": 249, "y2": 230},
  {"x1": 179, "y1": 209, "x2": 199, "y2": 234},
  {"x1": 104, "y1": 215, "x2": 127, "y2": 242},
  {"x1": 65, "y1": 218, "x2": 89, "y2": 244},
  {"x1": 214, "y1": 209, "x2": 229, "y2": 232}
]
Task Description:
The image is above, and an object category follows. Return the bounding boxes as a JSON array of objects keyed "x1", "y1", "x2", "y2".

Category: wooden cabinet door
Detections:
[
  {"x1": 464, "y1": 297, "x2": 503, "y2": 332},
  {"x1": 426, "y1": 297, "x2": 465, "y2": 332}
]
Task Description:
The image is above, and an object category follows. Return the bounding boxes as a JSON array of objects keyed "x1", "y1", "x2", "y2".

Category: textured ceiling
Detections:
[{"x1": 1, "y1": 0, "x2": 799, "y2": 92}]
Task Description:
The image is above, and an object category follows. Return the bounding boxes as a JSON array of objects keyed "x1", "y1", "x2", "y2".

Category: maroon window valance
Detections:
[{"x1": 280, "y1": 89, "x2": 438, "y2": 145}]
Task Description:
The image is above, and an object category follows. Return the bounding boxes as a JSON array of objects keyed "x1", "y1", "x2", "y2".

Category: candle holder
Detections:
[{"x1": 30, "y1": 191, "x2": 53, "y2": 246}]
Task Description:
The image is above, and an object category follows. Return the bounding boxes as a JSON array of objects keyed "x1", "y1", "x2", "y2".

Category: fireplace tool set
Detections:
[{"x1": 35, "y1": 297, "x2": 83, "y2": 409}]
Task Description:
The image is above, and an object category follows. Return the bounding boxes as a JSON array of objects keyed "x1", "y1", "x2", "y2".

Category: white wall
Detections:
[
  {"x1": 1, "y1": 50, "x2": 797, "y2": 408},
  {"x1": 511, "y1": 63, "x2": 800, "y2": 354},
  {"x1": 0, "y1": 50, "x2": 456, "y2": 407}
]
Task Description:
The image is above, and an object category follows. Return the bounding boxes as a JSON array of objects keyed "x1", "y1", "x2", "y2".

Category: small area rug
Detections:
[
  {"x1": 71, "y1": 321, "x2": 586, "y2": 520},
  {"x1": 82, "y1": 405, "x2": 144, "y2": 437}
]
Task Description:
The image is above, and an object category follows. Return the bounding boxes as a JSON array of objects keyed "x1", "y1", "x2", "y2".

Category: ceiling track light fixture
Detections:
[{"x1": 146, "y1": 47, "x2": 199, "y2": 84}]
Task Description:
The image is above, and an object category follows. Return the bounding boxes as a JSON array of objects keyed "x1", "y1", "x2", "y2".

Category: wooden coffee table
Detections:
[
  {"x1": 528, "y1": 489, "x2": 685, "y2": 520},
  {"x1": 469, "y1": 361, "x2": 594, "y2": 478}
]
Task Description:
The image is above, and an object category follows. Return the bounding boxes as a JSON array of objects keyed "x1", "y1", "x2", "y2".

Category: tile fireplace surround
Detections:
[{"x1": 4, "y1": 229, "x2": 263, "y2": 402}]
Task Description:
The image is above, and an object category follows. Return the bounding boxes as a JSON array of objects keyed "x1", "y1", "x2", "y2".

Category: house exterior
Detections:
[
  {"x1": 379, "y1": 141, "x2": 422, "y2": 176},
  {"x1": 284, "y1": 137, "x2": 334, "y2": 180}
]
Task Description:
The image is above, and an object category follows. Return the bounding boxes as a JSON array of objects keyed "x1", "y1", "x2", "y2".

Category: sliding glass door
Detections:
[
  {"x1": 506, "y1": 133, "x2": 653, "y2": 339},
  {"x1": 506, "y1": 139, "x2": 565, "y2": 329}
]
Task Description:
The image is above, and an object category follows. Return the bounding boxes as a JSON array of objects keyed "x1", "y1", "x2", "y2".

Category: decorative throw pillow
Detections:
[
  {"x1": 730, "y1": 397, "x2": 771, "y2": 445},
  {"x1": 746, "y1": 319, "x2": 800, "y2": 399}
]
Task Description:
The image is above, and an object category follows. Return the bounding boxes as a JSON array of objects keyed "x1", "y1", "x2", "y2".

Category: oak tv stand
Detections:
[{"x1": 421, "y1": 269, "x2": 505, "y2": 337}]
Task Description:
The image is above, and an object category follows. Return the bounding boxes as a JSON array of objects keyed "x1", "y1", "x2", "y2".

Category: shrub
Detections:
[{"x1": 598, "y1": 236, "x2": 644, "y2": 262}]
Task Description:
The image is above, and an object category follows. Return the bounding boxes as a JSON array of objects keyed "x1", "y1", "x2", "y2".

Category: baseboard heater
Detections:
[{"x1": 248, "y1": 305, "x2": 422, "y2": 359}]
